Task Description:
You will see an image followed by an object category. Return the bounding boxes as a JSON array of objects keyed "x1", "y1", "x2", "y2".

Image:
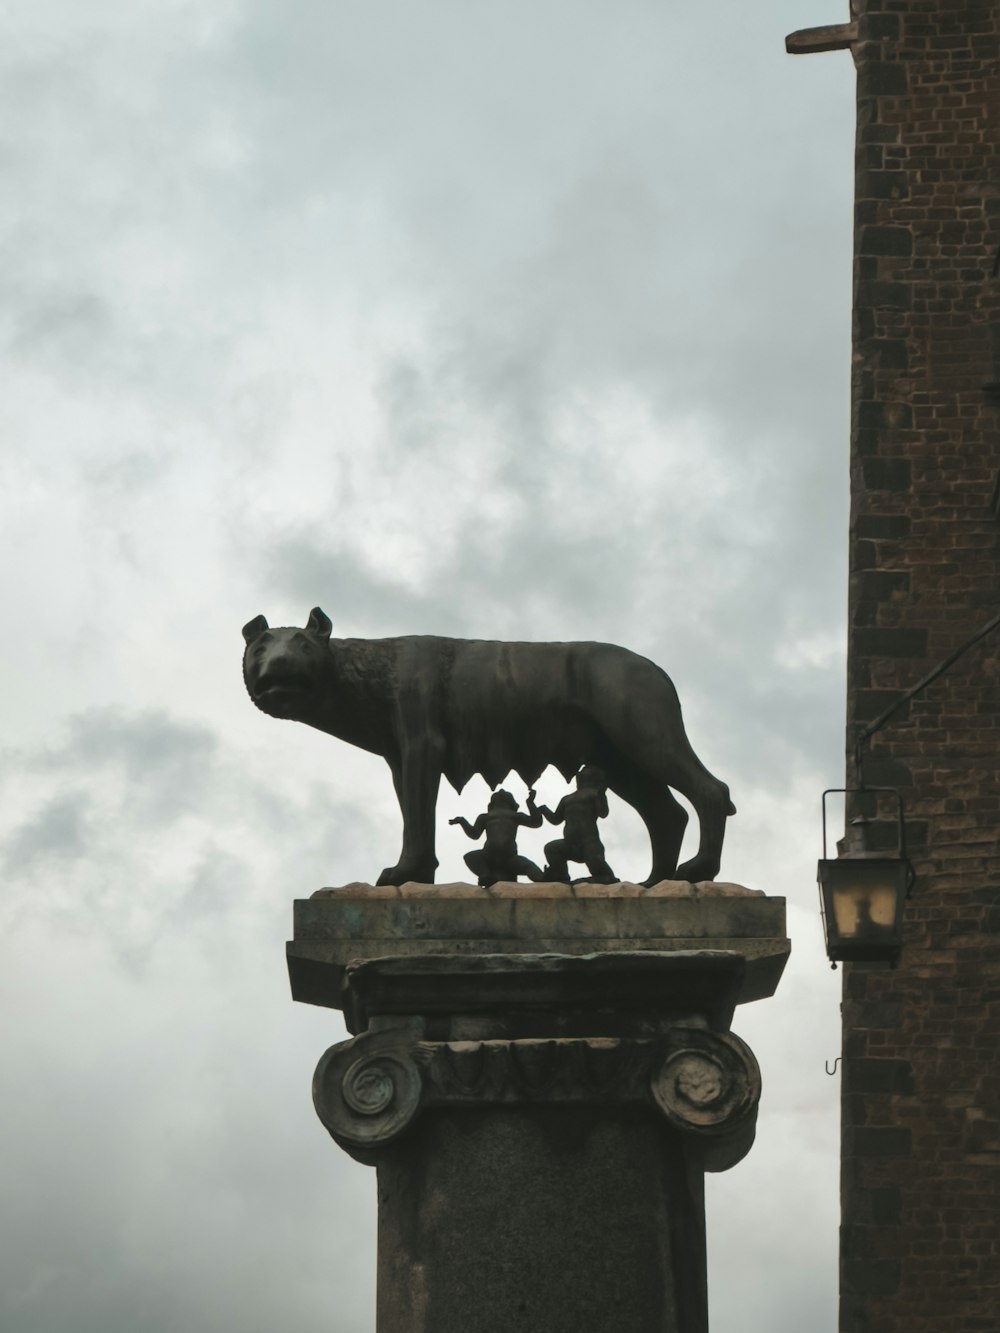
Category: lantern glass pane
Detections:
[
  {"x1": 830, "y1": 877, "x2": 898, "y2": 936},
  {"x1": 817, "y1": 858, "x2": 908, "y2": 963}
]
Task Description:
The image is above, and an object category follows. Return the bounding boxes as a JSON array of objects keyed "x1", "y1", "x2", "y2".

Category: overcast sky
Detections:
[{"x1": 1, "y1": 3, "x2": 856, "y2": 1330}]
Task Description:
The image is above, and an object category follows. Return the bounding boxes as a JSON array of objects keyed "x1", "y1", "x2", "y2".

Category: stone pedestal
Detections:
[{"x1": 289, "y1": 881, "x2": 789, "y2": 1333}]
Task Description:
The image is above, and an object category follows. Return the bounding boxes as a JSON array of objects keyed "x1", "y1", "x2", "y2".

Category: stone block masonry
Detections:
[
  {"x1": 289, "y1": 879, "x2": 788, "y2": 1014},
  {"x1": 843, "y1": 4, "x2": 1000, "y2": 1331}
]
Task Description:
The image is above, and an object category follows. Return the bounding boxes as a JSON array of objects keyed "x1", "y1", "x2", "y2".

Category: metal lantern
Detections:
[{"x1": 817, "y1": 788, "x2": 914, "y2": 967}]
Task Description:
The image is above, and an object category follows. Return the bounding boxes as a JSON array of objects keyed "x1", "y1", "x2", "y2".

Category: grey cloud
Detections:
[
  {"x1": 4, "y1": 791, "x2": 90, "y2": 872},
  {"x1": 0, "y1": 924, "x2": 376, "y2": 1333},
  {"x1": 38, "y1": 709, "x2": 219, "y2": 827},
  {"x1": 165, "y1": 844, "x2": 246, "y2": 928},
  {"x1": 0, "y1": 700, "x2": 392, "y2": 947},
  {"x1": 85, "y1": 450, "x2": 175, "y2": 499},
  {"x1": 8, "y1": 290, "x2": 112, "y2": 364},
  {"x1": 49, "y1": 709, "x2": 218, "y2": 771},
  {"x1": 264, "y1": 536, "x2": 467, "y2": 636},
  {"x1": 264, "y1": 518, "x2": 653, "y2": 643}
]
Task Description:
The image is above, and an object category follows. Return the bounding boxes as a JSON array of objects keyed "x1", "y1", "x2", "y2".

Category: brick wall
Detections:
[{"x1": 842, "y1": 3, "x2": 1000, "y2": 1329}]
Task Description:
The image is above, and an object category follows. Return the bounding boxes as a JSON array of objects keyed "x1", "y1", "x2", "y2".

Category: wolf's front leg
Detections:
[{"x1": 376, "y1": 740, "x2": 443, "y2": 885}]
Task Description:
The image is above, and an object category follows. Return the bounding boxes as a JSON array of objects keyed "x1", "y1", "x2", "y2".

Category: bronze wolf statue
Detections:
[{"x1": 242, "y1": 606, "x2": 735, "y2": 886}]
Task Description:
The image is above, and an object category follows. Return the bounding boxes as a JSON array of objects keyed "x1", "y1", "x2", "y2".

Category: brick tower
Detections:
[{"x1": 788, "y1": 3, "x2": 1000, "y2": 1330}]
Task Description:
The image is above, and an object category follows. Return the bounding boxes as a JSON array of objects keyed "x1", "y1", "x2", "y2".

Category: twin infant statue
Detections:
[{"x1": 449, "y1": 764, "x2": 615, "y2": 887}]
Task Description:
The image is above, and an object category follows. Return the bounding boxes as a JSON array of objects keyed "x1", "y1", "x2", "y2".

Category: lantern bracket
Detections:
[{"x1": 854, "y1": 605, "x2": 1000, "y2": 783}]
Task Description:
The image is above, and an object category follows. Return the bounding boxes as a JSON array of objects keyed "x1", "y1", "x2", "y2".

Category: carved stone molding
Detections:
[
  {"x1": 651, "y1": 1029, "x2": 758, "y2": 1134},
  {"x1": 313, "y1": 1034, "x2": 423, "y2": 1150},
  {"x1": 313, "y1": 1025, "x2": 760, "y2": 1169},
  {"x1": 650, "y1": 1029, "x2": 759, "y2": 1170}
]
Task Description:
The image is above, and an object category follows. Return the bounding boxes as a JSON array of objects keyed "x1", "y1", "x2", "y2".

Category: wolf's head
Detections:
[{"x1": 242, "y1": 605, "x2": 333, "y2": 721}]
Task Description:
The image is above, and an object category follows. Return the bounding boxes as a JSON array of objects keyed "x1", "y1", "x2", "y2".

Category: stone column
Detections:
[{"x1": 288, "y1": 882, "x2": 789, "y2": 1333}]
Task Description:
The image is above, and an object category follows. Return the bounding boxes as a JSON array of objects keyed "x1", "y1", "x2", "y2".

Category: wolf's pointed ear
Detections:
[
  {"x1": 242, "y1": 614, "x2": 269, "y2": 645},
  {"x1": 307, "y1": 606, "x2": 333, "y2": 639}
]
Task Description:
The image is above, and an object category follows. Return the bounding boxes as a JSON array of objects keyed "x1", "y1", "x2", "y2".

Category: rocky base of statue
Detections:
[
  {"x1": 311, "y1": 877, "x2": 767, "y2": 898},
  {"x1": 289, "y1": 883, "x2": 788, "y2": 1333}
]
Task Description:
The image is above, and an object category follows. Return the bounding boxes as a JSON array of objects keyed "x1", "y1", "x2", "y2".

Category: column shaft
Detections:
[{"x1": 376, "y1": 1106, "x2": 707, "y2": 1333}]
